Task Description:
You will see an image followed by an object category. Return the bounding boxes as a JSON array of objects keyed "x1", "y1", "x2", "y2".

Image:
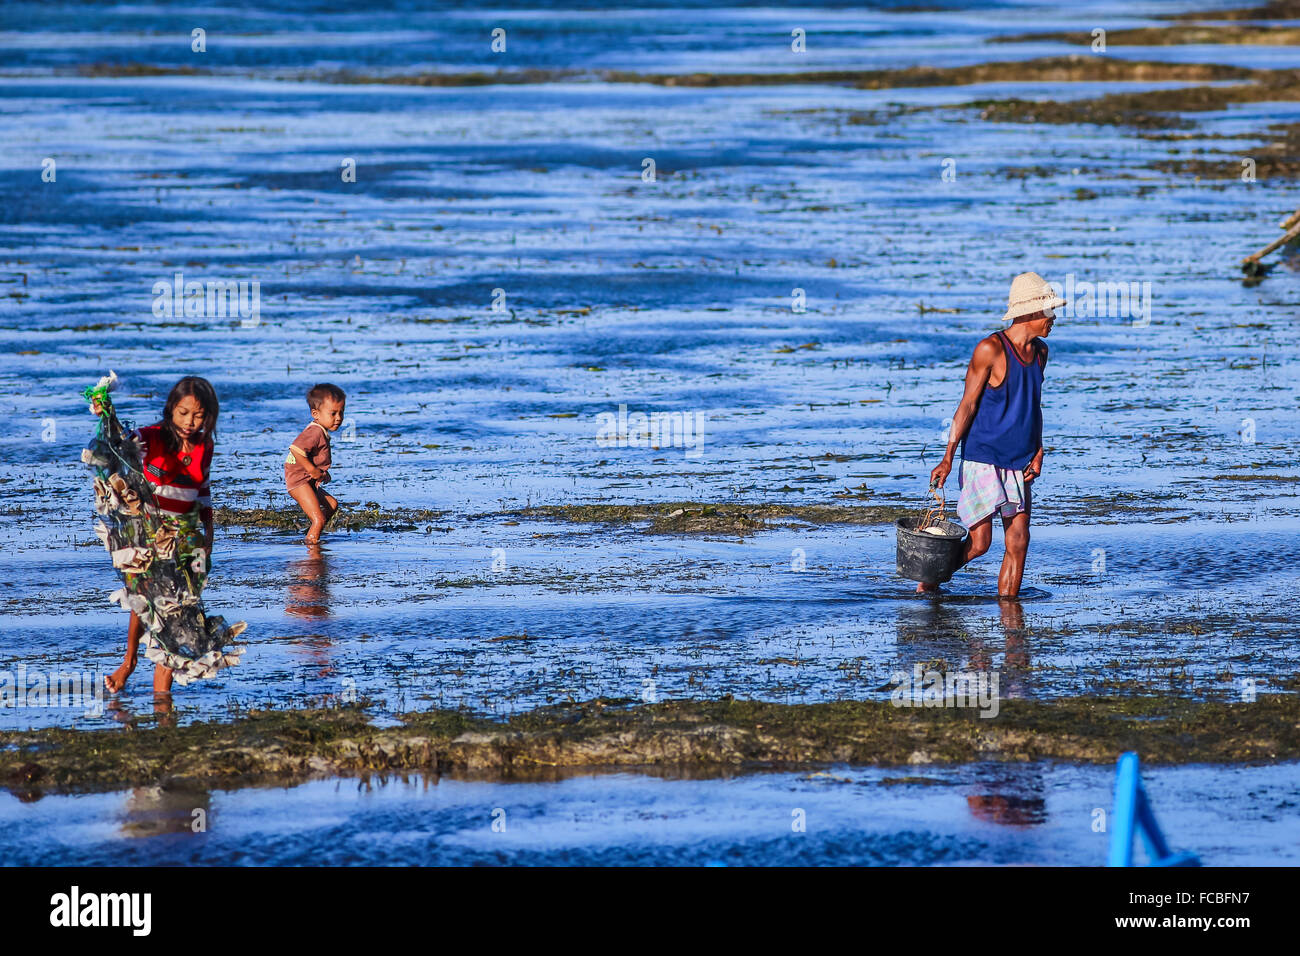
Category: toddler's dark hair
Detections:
[
  {"x1": 307, "y1": 383, "x2": 345, "y2": 410},
  {"x1": 161, "y1": 377, "x2": 218, "y2": 453}
]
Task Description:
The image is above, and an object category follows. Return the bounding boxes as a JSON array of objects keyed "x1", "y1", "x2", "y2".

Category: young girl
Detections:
[{"x1": 85, "y1": 373, "x2": 244, "y2": 699}]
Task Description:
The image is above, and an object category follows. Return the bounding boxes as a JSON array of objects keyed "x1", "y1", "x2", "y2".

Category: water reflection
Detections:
[
  {"x1": 120, "y1": 785, "x2": 211, "y2": 839},
  {"x1": 894, "y1": 599, "x2": 972, "y2": 661},
  {"x1": 894, "y1": 597, "x2": 1034, "y2": 699},
  {"x1": 106, "y1": 695, "x2": 176, "y2": 726},
  {"x1": 895, "y1": 597, "x2": 1045, "y2": 826},
  {"x1": 966, "y1": 763, "x2": 1048, "y2": 827},
  {"x1": 286, "y1": 544, "x2": 331, "y2": 620},
  {"x1": 284, "y1": 546, "x2": 337, "y2": 679},
  {"x1": 979, "y1": 599, "x2": 1033, "y2": 699}
]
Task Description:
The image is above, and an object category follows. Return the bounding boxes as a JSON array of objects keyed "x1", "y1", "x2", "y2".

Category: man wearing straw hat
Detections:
[{"x1": 924, "y1": 272, "x2": 1064, "y2": 598}]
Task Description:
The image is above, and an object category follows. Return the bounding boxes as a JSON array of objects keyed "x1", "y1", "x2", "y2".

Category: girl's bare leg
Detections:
[
  {"x1": 106, "y1": 610, "x2": 142, "y2": 692},
  {"x1": 318, "y1": 489, "x2": 338, "y2": 524},
  {"x1": 998, "y1": 509, "x2": 1031, "y2": 598},
  {"x1": 290, "y1": 482, "x2": 328, "y2": 544},
  {"x1": 153, "y1": 663, "x2": 173, "y2": 698}
]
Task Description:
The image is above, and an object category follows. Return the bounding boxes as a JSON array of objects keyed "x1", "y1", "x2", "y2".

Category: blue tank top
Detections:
[{"x1": 961, "y1": 331, "x2": 1044, "y2": 471}]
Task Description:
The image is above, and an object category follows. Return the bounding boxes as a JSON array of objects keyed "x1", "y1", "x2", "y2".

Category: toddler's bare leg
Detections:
[
  {"x1": 291, "y1": 482, "x2": 328, "y2": 544},
  {"x1": 318, "y1": 489, "x2": 339, "y2": 524}
]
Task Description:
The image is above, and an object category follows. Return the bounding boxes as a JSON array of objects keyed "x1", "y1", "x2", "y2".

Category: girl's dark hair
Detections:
[{"x1": 160, "y1": 376, "x2": 219, "y2": 452}]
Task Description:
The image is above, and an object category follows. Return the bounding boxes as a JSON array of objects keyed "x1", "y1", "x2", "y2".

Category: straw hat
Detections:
[{"x1": 1003, "y1": 271, "x2": 1066, "y2": 322}]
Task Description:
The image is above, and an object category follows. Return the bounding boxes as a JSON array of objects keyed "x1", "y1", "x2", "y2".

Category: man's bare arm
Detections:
[
  {"x1": 930, "y1": 337, "x2": 998, "y2": 489},
  {"x1": 1024, "y1": 340, "x2": 1048, "y2": 482}
]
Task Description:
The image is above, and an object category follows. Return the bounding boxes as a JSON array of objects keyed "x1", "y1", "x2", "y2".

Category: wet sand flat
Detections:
[{"x1": 0, "y1": 0, "x2": 1298, "y2": 863}]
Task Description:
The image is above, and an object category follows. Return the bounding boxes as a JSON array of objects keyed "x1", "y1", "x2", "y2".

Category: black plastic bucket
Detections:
[{"x1": 896, "y1": 516, "x2": 968, "y2": 584}]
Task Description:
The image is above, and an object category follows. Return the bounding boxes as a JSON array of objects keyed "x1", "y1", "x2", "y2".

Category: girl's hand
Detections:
[{"x1": 1023, "y1": 461, "x2": 1042, "y2": 483}]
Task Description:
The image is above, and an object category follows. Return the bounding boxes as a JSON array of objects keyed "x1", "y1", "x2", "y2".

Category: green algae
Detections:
[
  {"x1": 593, "y1": 57, "x2": 1255, "y2": 90},
  {"x1": 501, "y1": 501, "x2": 914, "y2": 535},
  {"x1": 214, "y1": 501, "x2": 914, "y2": 536},
  {"x1": 968, "y1": 72, "x2": 1300, "y2": 131},
  {"x1": 995, "y1": 25, "x2": 1300, "y2": 46},
  {"x1": 1164, "y1": 0, "x2": 1300, "y2": 20},
  {"x1": 214, "y1": 503, "x2": 450, "y2": 533},
  {"x1": 53, "y1": 50, "x2": 1300, "y2": 185},
  {"x1": 5, "y1": 693, "x2": 1299, "y2": 796},
  {"x1": 56, "y1": 56, "x2": 1259, "y2": 92},
  {"x1": 76, "y1": 63, "x2": 205, "y2": 78},
  {"x1": 1148, "y1": 122, "x2": 1300, "y2": 180}
]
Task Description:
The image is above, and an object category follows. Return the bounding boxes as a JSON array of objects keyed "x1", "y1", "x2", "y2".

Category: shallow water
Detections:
[
  {"x1": 3, "y1": 517, "x2": 1296, "y2": 728},
  {"x1": 6, "y1": 1, "x2": 1296, "y2": 77},
  {"x1": 1, "y1": 2, "x2": 1296, "y2": 721},
  {"x1": 2, "y1": 760, "x2": 1296, "y2": 866},
  {"x1": 0, "y1": 0, "x2": 1297, "y2": 862}
]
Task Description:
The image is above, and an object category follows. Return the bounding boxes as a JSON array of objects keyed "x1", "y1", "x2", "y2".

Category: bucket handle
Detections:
[{"x1": 921, "y1": 482, "x2": 946, "y2": 529}]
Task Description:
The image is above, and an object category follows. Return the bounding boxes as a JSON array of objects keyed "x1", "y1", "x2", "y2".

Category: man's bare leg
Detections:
[
  {"x1": 998, "y1": 509, "x2": 1031, "y2": 598},
  {"x1": 917, "y1": 516, "x2": 993, "y2": 593},
  {"x1": 291, "y1": 482, "x2": 328, "y2": 544},
  {"x1": 106, "y1": 610, "x2": 142, "y2": 692}
]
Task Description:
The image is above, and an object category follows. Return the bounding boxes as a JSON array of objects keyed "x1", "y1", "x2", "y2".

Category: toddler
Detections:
[{"x1": 286, "y1": 383, "x2": 345, "y2": 544}]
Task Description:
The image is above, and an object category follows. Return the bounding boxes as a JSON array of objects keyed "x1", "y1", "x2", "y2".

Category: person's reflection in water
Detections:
[
  {"x1": 153, "y1": 694, "x2": 176, "y2": 724},
  {"x1": 960, "y1": 598, "x2": 1033, "y2": 700},
  {"x1": 285, "y1": 544, "x2": 336, "y2": 680},
  {"x1": 996, "y1": 598, "x2": 1032, "y2": 699},
  {"x1": 966, "y1": 763, "x2": 1048, "y2": 827},
  {"x1": 1281, "y1": 244, "x2": 1300, "y2": 274},
  {"x1": 966, "y1": 599, "x2": 1042, "y2": 827},
  {"x1": 286, "y1": 544, "x2": 331, "y2": 620},
  {"x1": 106, "y1": 686, "x2": 175, "y2": 725},
  {"x1": 894, "y1": 598, "x2": 1045, "y2": 827},
  {"x1": 121, "y1": 785, "x2": 212, "y2": 839},
  {"x1": 895, "y1": 596, "x2": 1034, "y2": 699},
  {"x1": 999, "y1": 599, "x2": 1030, "y2": 663},
  {"x1": 106, "y1": 696, "x2": 135, "y2": 726},
  {"x1": 894, "y1": 600, "x2": 972, "y2": 667}
]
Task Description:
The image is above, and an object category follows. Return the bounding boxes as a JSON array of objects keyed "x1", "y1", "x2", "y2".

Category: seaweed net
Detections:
[{"x1": 82, "y1": 372, "x2": 246, "y2": 685}]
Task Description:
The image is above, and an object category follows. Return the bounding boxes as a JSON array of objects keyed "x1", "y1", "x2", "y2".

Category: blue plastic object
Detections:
[{"x1": 1107, "y1": 751, "x2": 1200, "y2": 867}]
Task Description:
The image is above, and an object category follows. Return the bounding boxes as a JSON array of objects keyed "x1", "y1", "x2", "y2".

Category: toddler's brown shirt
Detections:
[{"x1": 285, "y1": 421, "x2": 331, "y2": 491}]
